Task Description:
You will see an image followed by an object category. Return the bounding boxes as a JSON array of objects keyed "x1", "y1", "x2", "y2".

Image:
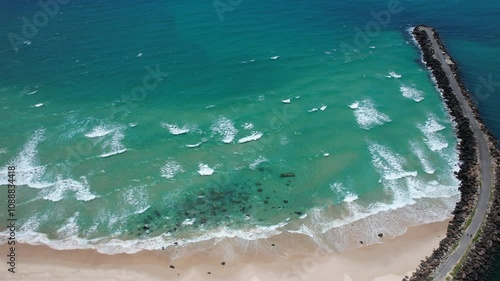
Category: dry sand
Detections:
[{"x1": 0, "y1": 220, "x2": 448, "y2": 281}]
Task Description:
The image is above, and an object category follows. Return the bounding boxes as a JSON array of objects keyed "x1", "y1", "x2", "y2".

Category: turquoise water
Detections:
[{"x1": 0, "y1": 0, "x2": 498, "y2": 264}]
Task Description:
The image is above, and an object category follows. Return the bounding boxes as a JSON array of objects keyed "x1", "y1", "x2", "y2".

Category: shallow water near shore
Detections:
[{"x1": 0, "y1": 0, "x2": 498, "y2": 263}]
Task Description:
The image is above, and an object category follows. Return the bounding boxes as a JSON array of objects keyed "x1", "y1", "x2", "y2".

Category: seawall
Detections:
[{"x1": 406, "y1": 25, "x2": 500, "y2": 281}]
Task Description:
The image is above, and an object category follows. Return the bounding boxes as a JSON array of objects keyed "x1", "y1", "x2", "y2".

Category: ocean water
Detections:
[{"x1": 0, "y1": 0, "x2": 498, "y2": 266}]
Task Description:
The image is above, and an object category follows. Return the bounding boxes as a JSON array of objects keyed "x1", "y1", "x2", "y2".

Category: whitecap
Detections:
[
  {"x1": 42, "y1": 176, "x2": 97, "y2": 202},
  {"x1": 400, "y1": 85, "x2": 425, "y2": 102},
  {"x1": 161, "y1": 160, "x2": 184, "y2": 179},
  {"x1": 320, "y1": 105, "x2": 327, "y2": 111},
  {"x1": 161, "y1": 123, "x2": 190, "y2": 135},
  {"x1": 352, "y1": 99, "x2": 391, "y2": 130},
  {"x1": 123, "y1": 186, "x2": 150, "y2": 214},
  {"x1": 282, "y1": 98, "x2": 291, "y2": 104},
  {"x1": 243, "y1": 122, "x2": 254, "y2": 130},
  {"x1": 211, "y1": 116, "x2": 237, "y2": 144},
  {"x1": 100, "y1": 148, "x2": 127, "y2": 158},
  {"x1": 388, "y1": 71, "x2": 402, "y2": 79},
  {"x1": 85, "y1": 126, "x2": 114, "y2": 138},
  {"x1": 270, "y1": 56, "x2": 279, "y2": 60},
  {"x1": 348, "y1": 102, "x2": 359, "y2": 109},
  {"x1": 249, "y1": 156, "x2": 269, "y2": 170},
  {"x1": 410, "y1": 141, "x2": 436, "y2": 174},
  {"x1": 343, "y1": 193, "x2": 359, "y2": 203},
  {"x1": 238, "y1": 132, "x2": 263, "y2": 143},
  {"x1": 34, "y1": 103, "x2": 44, "y2": 107},
  {"x1": 197, "y1": 163, "x2": 214, "y2": 176},
  {"x1": 182, "y1": 218, "x2": 196, "y2": 226},
  {"x1": 186, "y1": 142, "x2": 203, "y2": 148},
  {"x1": 417, "y1": 114, "x2": 448, "y2": 152},
  {"x1": 308, "y1": 108, "x2": 319, "y2": 112},
  {"x1": 56, "y1": 213, "x2": 80, "y2": 239},
  {"x1": 0, "y1": 129, "x2": 49, "y2": 188}
]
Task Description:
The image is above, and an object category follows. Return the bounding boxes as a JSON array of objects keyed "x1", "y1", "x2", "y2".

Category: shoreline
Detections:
[
  {"x1": 408, "y1": 26, "x2": 500, "y2": 281},
  {"x1": 0, "y1": 220, "x2": 449, "y2": 281}
]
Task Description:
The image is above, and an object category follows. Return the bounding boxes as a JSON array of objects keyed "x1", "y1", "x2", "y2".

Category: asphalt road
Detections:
[{"x1": 418, "y1": 27, "x2": 494, "y2": 281}]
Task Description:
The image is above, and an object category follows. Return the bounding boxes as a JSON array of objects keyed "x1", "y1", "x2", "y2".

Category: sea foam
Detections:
[
  {"x1": 417, "y1": 114, "x2": 448, "y2": 152},
  {"x1": 42, "y1": 176, "x2": 97, "y2": 202},
  {"x1": 161, "y1": 123, "x2": 190, "y2": 135},
  {"x1": 400, "y1": 85, "x2": 425, "y2": 102},
  {"x1": 211, "y1": 116, "x2": 238, "y2": 144},
  {"x1": 161, "y1": 160, "x2": 184, "y2": 179},
  {"x1": 197, "y1": 163, "x2": 214, "y2": 176},
  {"x1": 0, "y1": 129, "x2": 49, "y2": 188},
  {"x1": 351, "y1": 100, "x2": 391, "y2": 130},
  {"x1": 238, "y1": 132, "x2": 263, "y2": 144}
]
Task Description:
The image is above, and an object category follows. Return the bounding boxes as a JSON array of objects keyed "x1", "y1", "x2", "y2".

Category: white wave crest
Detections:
[
  {"x1": 400, "y1": 85, "x2": 425, "y2": 102},
  {"x1": 42, "y1": 176, "x2": 97, "y2": 202},
  {"x1": 123, "y1": 186, "x2": 150, "y2": 214},
  {"x1": 417, "y1": 114, "x2": 448, "y2": 152},
  {"x1": 211, "y1": 116, "x2": 238, "y2": 144},
  {"x1": 197, "y1": 163, "x2": 214, "y2": 176},
  {"x1": 352, "y1": 100, "x2": 391, "y2": 130},
  {"x1": 238, "y1": 132, "x2": 263, "y2": 144},
  {"x1": 100, "y1": 126, "x2": 127, "y2": 158},
  {"x1": 85, "y1": 126, "x2": 114, "y2": 138},
  {"x1": 386, "y1": 71, "x2": 402, "y2": 79},
  {"x1": 249, "y1": 156, "x2": 269, "y2": 170},
  {"x1": 410, "y1": 141, "x2": 436, "y2": 174},
  {"x1": 0, "y1": 129, "x2": 49, "y2": 188},
  {"x1": 161, "y1": 123, "x2": 190, "y2": 135},
  {"x1": 161, "y1": 160, "x2": 184, "y2": 179}
]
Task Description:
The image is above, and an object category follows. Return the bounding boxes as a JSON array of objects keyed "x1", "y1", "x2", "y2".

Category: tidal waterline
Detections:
[{"x1": 3, "y1": 0, "x2": 498, "y2": 258}]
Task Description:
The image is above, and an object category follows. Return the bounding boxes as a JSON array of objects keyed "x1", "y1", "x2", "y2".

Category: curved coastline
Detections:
[{"x1": 406, "y1": 25, "x2": 500, "y2": 281}]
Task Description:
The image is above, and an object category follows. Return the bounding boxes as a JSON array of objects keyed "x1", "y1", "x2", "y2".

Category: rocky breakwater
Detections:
[{"x1": 404, "y1": 25, "x2": 490, "y2": 280}]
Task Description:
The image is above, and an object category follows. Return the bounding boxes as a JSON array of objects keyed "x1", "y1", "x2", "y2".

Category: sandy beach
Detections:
[{"x1": 0, "y1": 220, "x2": 448, "y2": 281}]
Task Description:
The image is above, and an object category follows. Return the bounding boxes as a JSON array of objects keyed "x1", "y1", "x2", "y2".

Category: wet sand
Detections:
[{"x1": 0, "y1": 220, "x2": 448, "y2": 281}]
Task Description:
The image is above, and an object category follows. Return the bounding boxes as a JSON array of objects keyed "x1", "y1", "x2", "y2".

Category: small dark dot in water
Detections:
[
  {"x1": 154, "y1": 210, "x2": 161, "y2": 217},
  {"x1": 283, "y1": 200, "x2": 288, "y2": 204},
  {"x1": 221, "y1": 262, "x2": 226, "y2": 265},
  {"x1": 207, "y1": 272, "x2": 211, "y2": 274},
  {"x1": 257, "y1": 188, "x2": 263, "y2": 192},
  {"x1": 294, "y1": 211, "x2": 303, "y2": 216},
  {"x1": 174, "y1": 242, "x2": 178, "y2": 246},
  {"x1": 273, "y1": 190, "x2": 277, "y2": 193},
  {"x1": 359, "y1": 241, "x2": 364, "y2": 245},
  {"x1": 286, "y1": 183, "x2": 290, "y2": 186},
  {"x1": 170, "y1": 265, "x2": 175, "y2": 269},
  {"x1": 255, "y1": 182, "x2": 262, "y2": 186},
  {"x1": 264, "y1": 200, "x2": 269, "y2": 204},
  {"x1": 271, "y1": 244, "x2": 275, "y2": 246}
]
